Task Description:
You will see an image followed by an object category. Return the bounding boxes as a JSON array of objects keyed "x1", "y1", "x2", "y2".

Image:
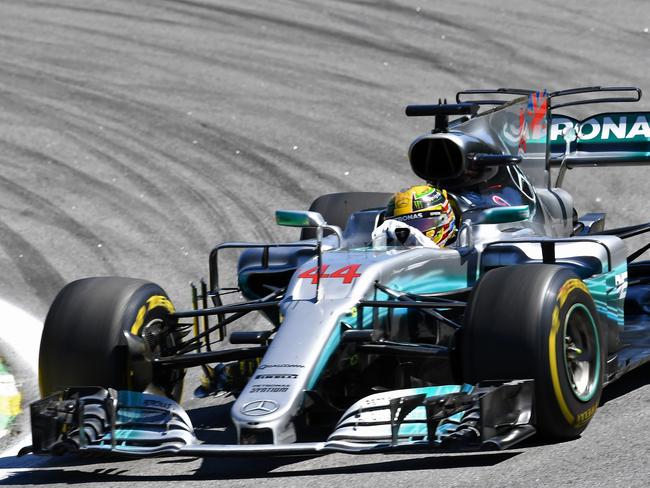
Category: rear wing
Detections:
[{"x1": 454, "y1": 86, "x2": 649, "y2": 187}]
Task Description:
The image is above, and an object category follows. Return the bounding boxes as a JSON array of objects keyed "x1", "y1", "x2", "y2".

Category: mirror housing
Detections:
[
  {"x1": 275, "y1": 210, "x2": 326, "y2": 228},
  {"x1": 276, "y1": 210, "x2": 343, "y2": 247},
  {"x1": 477, "y1": 205, "x2": 530, "y2": 225}
]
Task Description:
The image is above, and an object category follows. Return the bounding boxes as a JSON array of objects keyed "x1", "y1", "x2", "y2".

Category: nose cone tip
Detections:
[{"x1": 231, "y1": 395, "x2": 293, "y2": 426}]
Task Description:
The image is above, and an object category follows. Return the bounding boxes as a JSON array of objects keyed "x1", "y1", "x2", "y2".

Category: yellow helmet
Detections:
[{"x1": 386, "y1": 184, "x2": 457, "y2": 246}]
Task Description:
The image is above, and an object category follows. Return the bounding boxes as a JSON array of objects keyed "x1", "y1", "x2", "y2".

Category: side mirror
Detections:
[
  {"x1": 275, "y1": 210, "x2": 326, "y2": 228},
  {"x1": 477, "y1": 205, "x2": 530, "y2": 225},
  {"x1": 275, "y1": 210, "x2": 343, "y2": 247}
]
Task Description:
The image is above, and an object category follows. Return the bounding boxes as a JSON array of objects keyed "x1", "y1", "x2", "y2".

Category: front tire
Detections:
[
  {"x1": 39, "y1": 277, "x2": 184, "y2": 401},
  {"x1": 461, "y1": 264, "x2": 604, "y2": 439}
]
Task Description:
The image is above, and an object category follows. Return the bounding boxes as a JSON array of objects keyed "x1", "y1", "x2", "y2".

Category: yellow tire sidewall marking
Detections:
[
  {"x1": 146, "y1": 295, "x2": 175, "y2": 314},
  {"x1": 549, "y1": 304, "x2": 575, "y2": 425},
  {"x1": 129, "y1": 295, "x2": 175, "y2": 336},
  {"x1": 127, "y1": 295, "x2": 176, "y2": 392},
  {"x1": 558, "y1": 279, "x2": 588, "y2": 309},
  {"x1": 548, "y1": 278, "x2": 590, "y2": 427}
]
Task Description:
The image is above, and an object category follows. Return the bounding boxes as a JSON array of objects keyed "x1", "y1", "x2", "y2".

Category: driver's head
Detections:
[{"x1": 386, "y1": 184, "x2": 456, "y2": 246}]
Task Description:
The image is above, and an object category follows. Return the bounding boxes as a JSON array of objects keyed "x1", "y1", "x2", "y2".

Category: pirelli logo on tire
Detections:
[
  {"x1": 130, "y1": 295, "x2": 175, "y2": 336},
  {"x1": 574, "y1": 404, "x2": 598, "y2": 428},
  {"x1": 557, "y1": 279, "x2": 589, "y2": 309}
]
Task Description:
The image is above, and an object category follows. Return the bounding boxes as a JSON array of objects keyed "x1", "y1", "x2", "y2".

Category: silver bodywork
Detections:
[{"x1": 230, "y1": 216, "x2": 627, "y2": 445}]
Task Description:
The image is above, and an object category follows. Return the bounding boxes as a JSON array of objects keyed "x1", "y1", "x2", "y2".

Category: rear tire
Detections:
[
  {"x1": 39, "y1": 277, "x2": 184, "y2": 401},
  {"x1": 461, "y1": 264, "x2": 605, "y2": 439}
]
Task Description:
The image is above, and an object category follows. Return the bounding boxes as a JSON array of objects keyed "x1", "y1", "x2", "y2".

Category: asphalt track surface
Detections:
[{"x1": 0, "y1": 0, "x2": 649, "y2": 486}]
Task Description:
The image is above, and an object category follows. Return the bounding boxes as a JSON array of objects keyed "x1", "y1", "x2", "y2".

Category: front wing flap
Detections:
[
  {"x1": 25, "y1": 380, "x2": 534, "y2": 458},
  {"x1": 29, "y1": 388, "x2": 195, "y2": 457},
  {"x1": 328, "y1": 380, "x2": 535, "y2": 451}
]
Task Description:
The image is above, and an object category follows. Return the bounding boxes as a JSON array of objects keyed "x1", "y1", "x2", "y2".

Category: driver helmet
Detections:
[{"x1": 386, "y1": 184, "x2": 457, "y2": 246}]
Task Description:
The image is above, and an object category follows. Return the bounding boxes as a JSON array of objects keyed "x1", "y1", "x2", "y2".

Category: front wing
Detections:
[{"x1": 23, "y1": 380, "x2": 535, "y2": 458}]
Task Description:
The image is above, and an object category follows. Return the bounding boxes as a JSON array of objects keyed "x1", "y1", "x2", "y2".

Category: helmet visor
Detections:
[{"x1": 388, "y1": 211, "x2": 447, "y2": 234}]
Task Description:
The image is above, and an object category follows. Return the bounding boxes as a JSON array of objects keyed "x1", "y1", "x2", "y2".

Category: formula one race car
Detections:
[{"x1": 23, "y1": 86, "x2": 650, "y2": 459}]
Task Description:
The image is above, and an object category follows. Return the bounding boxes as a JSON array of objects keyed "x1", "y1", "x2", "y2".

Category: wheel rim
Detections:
[
  {"x1": 562, "y1": 303, "x2": 600, "y2": 402},
  {"x1": 141, "y1": 318, "x2": 183, "y2": 399}
]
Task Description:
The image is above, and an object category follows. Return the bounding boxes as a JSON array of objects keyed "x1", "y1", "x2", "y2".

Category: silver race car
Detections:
[{"x1": 23, "y1": 86, "x2": 650, "y2": 458}]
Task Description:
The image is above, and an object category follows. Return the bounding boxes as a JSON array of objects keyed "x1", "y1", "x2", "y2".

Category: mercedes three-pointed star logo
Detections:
[{"x1": 240, "y1": 400, "x2": 279, "y2": 416}]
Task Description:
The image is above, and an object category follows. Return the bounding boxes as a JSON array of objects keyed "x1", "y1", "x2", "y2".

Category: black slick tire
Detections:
[
  {"x1": 461, "y1": 264, "x2": 605, "y2": 439},
  {"x1": 39, "y1": 277, "x2": 184, "y2": 401}
]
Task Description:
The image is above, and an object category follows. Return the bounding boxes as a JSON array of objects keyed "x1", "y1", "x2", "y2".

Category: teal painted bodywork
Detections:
[
  {"x1": 307, "y1": 323, "x2": 343, "y2": 390},
  {"x1": 584, "y1": 262, "x2": 627, "y2": 329},
  {"x1": 306, "y1": 246, "x2": 470, "y2": 389},
  {"x1": 395, "y1": 384, "x2": 474, "y2": 439}
]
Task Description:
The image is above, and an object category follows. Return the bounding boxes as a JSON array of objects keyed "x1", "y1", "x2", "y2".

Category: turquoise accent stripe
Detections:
[
  {"x1": 311, "y1": 272, "x2": 468, "y2": 387},
  {"x1": 398, "y1": 384, "x2": 474, "y2": 439},
  {"x1": 307, "y1": 324, "x2": 343, "y2": 390},
  {"x1": 584, "y1": 262, "x2": 627, "y2": 329},
  {"x1": 387, "y1": 271, "x2": 468, "y2": 296}
]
